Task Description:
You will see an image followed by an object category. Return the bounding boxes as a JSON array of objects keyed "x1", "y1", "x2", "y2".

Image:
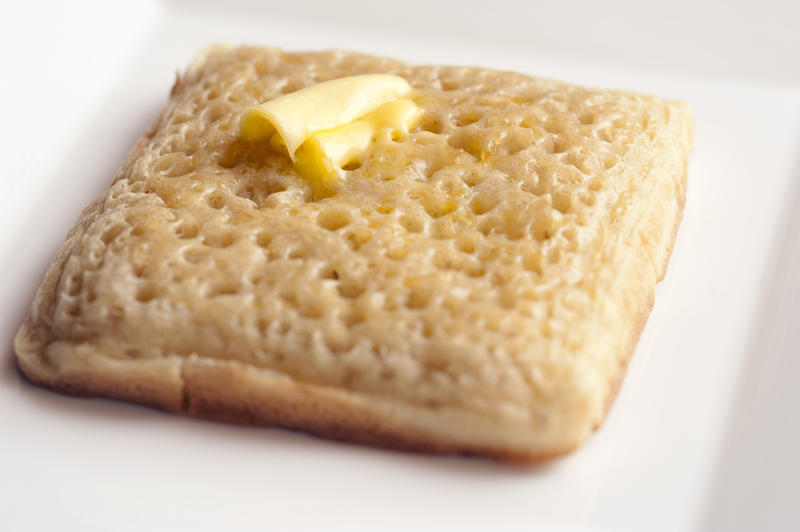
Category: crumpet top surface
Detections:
[{"x1": 32, "y1": 46, "x2": 692, "y2": 439}]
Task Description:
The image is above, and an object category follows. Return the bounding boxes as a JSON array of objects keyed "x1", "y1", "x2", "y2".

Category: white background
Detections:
[{"x1": 1, "y1": 1, "x2": 799, "y2": 530}]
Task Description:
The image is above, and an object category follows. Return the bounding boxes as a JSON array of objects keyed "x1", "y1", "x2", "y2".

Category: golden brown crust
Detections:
[
  {"x1": 182, "y1": 357, "x2": 574, "y2": 463},
  {"x1": 13, "y1": 46, "x2": 694, "y2": 462},
  {"x1": 598, "y1": 161, "x2": 690, "y2": 425},
  {"x1": 14, "y1": 330, "x2": 574, "y2": 463},
  {"x1": 15, "y1": 324, "x2": 185, "y2": 412}
]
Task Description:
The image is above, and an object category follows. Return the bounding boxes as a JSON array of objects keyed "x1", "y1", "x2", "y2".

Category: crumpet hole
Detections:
[
  {"x1": 317, "y1": 209, "x2": 352, "y2": 231},
  {"x1": 136, "y1": 284, "x2": 157, "y2": 303}
]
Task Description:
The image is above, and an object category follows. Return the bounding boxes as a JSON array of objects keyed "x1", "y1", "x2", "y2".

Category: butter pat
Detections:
[
  {"x1": 240, "y1": 74, "x2": 419, "y2": 183},
  {"x1": 295, "y1": 99, "x2": 420, "y2": 181},
  {"x1": 240, "y1": 74, "x2": 412, "y2": 159}
]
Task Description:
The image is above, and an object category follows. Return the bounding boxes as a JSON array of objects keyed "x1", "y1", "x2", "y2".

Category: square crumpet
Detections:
[{"x1": 15, "y1": 45, "x2": 693, "y2": 461}]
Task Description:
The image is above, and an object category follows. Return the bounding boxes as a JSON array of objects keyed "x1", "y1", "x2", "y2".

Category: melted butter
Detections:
[
  {"x1": 240, "y1": 75, "x2": 419, "y2": 183},
  {"x1": 294, "y1": 99, "x2": 420, "y2": 182}
]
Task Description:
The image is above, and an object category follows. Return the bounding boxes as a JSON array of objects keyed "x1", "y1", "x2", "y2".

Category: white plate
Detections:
[{"x1": 2, "y1": 1, "x2": 799, "y2": 530}]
